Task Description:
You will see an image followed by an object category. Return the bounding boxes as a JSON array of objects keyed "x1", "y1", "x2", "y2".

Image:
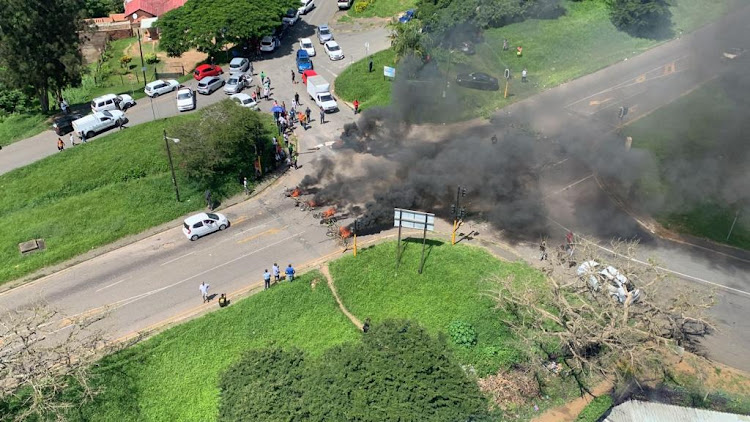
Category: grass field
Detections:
[
  {"x1": 0, "y1": 113, "x2": 51, "y2": 147},
  {"x1": 70, "y1": 273, "x2": 359, "y2": 421},
  {"x1": 335, "y1": 0, "x2": 735, "y2": 117},
  {"x1": 347, "y1": 0, "x2": 416, "y2": 19},
  {"x1": 0, "y1": 114, "x2": 237, "y2": 286},
  {"x1": 330, "y1": 239, "x2": 546, "y2": 376},
  {"x1": 624, "y1": 79, "x2": 749, "y2": 250},
  {"x1": 333, "y1": 49, "x2": 397, "y2": 110}
]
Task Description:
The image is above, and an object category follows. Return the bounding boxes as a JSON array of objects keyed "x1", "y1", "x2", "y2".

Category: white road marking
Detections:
[
  {"x1": 95, "y1": 277, "x2": 131, "y2": 293},
  {"x1": 543, "y1": 174, "x2": 593, "y2": 198},
  {"x1": 159, "y1": 252, "x2": 195, "y2": 267}
]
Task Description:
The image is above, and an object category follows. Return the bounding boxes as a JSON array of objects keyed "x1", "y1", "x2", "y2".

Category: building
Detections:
[{"x1": 124, "y1": 0, "x2": 187, "y2": 22}]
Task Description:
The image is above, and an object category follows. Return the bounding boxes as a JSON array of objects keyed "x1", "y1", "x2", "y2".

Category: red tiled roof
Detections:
[{"x1": 124, "y1": 0, "x2": 187, "y2": 17}]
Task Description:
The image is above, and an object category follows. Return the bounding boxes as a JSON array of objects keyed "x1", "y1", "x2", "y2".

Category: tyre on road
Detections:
[
  {"x1": 190, "y1": 234, "x2": 199, "y2": 241},
  {"x1": 219, "y1": 224, "x2": 227, "y2": 230}
]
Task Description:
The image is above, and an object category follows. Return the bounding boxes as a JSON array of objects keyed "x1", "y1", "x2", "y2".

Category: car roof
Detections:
[
  {"x1": 300, "y1": 37, "x2": 312, "y2": 44},
  {"x1": 184, "y1": 213, "x2": 211, "y2": 224},
  {"x1": 229, "y1": 57, "x2": 246, "y2": 64},
  {"x1": 201, "y1": 76, "x2": 220, "y2": 83},
  {"x1": 297, "y1": 49, "x2": 309, "y2": 57},
  {"x1": 231, "y1": 93, "x2": 252, "y2": 100},
  {"x1": 196, "y1": 64, "x2": 215, "y2": 71},
  {"x1": 261, "y1": 36, "x2": 273, "y2": 42},
  {"x1": 177, "y1": 87, "x2": 192, "y2": 93},
  {"x1": 326, "y1": 41, "x2": 339, "y2": 47},
  {"x1": 146, "y1": 80, "x2": 165, "y2": 87},
  {"x1": 318, "y1": 25, "x2": 329, "y2": 30},
  {"x1": 93, "y1": 93, "x2": 118, "y2": 101}
]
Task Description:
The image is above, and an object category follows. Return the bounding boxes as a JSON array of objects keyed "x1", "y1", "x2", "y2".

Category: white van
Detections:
[{"x1": 90, "y1": 93, "x2": 136, "y2": 112}]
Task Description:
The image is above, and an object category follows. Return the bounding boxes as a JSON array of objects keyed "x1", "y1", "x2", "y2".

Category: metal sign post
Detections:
[{"x1": 393, "y1": 208, "x2": 435, "y2": 273}]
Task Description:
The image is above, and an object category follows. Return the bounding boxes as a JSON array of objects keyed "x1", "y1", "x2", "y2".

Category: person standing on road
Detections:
[
  {"x1": 539, "y1": 239, "x2": 548, "y2": 261},
  {"x1": 521, "y1": 68, "x2": 528, "y2": 83},
  {"x1": 199, "y1": 282, "x2": 210, "y2": 303},
  {"x1": 57, "y1": 138, "x2": 65, "y2": 151},
  {"x1": 263, "y1": 269, "x2": 271, "y2": 290},
  {"x1": 263, "y1": 85, "x2": 270, "y2": 100},
  {"x1": 305, "y1": 106, "x2": 311, "y2": 123},
  {"x1": 353, "y1": 99, "x2": 359, "y2": 114},
  {"x1": 319, "y1": 106, "x2": 325, "y2": 124},
  {"x1": 272, "y1": 263, "x2": 280, "y2": 282},
  {"x1": 285, "y1": 264, "x2": 295, "y2": 282},
  {"x1": 294, "y1": 92, "x2": 300, "y2": 105},
  {"x1": 69, "y1": 133, "x2": 76, "y2": 146},
  {"x1": 291, "y1": 69, "x2": 296, "y2": 84},
  {"x1": 261, "y1": 71, "x2": 266, "y2": 85},
  {"x1": 255, "y1": 84, "x2": 261, "y2": 99},
  {"x1": 80, "y1": 132, "x2": 87, "y2": 143}
]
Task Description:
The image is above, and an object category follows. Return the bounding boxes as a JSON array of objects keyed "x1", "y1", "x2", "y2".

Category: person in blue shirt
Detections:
[
  {"x1": 263, "y1": 269, "x2": 271, "y2": 290},
  {"x1": 285, "y1": 264, "x2": 295, "y2": 282}
]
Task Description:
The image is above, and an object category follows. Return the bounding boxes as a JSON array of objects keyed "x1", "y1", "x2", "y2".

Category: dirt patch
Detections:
[
  {"x1": 331, "y1": 15, "x2": 390, "y2": 32},
  {"x1": 163, "y1": 49, "x2": 207, "y2": 74},
  {"x1": 532, "y1": 378, "x2": 614, "y2": 422},
  {"x1": 320, "y1": 264, "x2": 362, "y2": 329}
]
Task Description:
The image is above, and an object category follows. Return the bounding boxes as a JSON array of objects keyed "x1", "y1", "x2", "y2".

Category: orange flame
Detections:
[
  {"x1": 291, "y1": 188, "x2": 301, "y2": 198},
  {"x1": 322, "y1": 207, "x2": 336, "y2": 218},
  {"x1": 306, "y1": 200, "x2": 316, "y2": 207},
  {"x1": 339, "y1": 226, "x2": 352, "y2": 238}
]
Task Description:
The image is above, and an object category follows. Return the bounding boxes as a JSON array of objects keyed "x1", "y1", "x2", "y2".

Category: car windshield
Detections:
[
  {"x1": 206, "y1": 213, "x2": 219, "y2": 220},
  {"x1": 177, "y1": 92, "x2": 191, "y2": 100},
  {"x1": 261, "y1": 39, "x2": 272, "y2": 45},
  {"x1": 319, "y1": 28, "x2": 330, "y2": 35},
  {"x1": 299, "y1": 57, "x2": 310, "y2": 63},
  {"x1": 302, "y1": 42, "x2": 312, "y2": 48},
  {"x1": 320, "y1": 94, "x2": 333, "y2": 102},
  {"x1": 285, "y1": 9, "x2": 296, "y2": 17},
  {"x1": 328, "y1": 44, "x2": 340, "y2": 51}
]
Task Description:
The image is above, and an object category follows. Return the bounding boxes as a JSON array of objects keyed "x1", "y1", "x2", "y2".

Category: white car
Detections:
[
  {"x1": 144, "y1": 79, "x2": 179, "y2": 97},
  {"x1": 260, "y1": 36, "x2": 280, "y2": 52},
  {"x1": 182, "y1": 212, "x2": 230, "y2": 241},
  {"x1": 90, "y1": 93, "x2": 136, "y2": 112},
  {"x1": 324, "y1": 41, "x2": 344, "y2": 60},
  {"x1": 224, "y1": 73, "x2": 251, "y2": 95},
  {"x1": 282, "y1": 8, "x2": 300, "y2": 25},
  {"x1": 299, "y1": 38, "x2": 316, "y2": 57},
  {"x1": 230, "y1": 93, "x2": 260, "y2": 110},
  {"x1": 176, "y1": 88, "x2": 196, "y2": 111},
  {"x1": 298, "y1": 0, "x2": 314, "y2": 14},
  {"x1": 229, "y1": 57, "x2": 252, "y2": 74},
  {"x1": 197, "y1": 76, "x2": 224, "y2": 95}
]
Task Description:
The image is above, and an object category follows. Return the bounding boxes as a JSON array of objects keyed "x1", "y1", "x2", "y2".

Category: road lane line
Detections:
[
  {"x1": 159, "y1": 252, "x2": 194, "y2": 267},
  {"x1": 543, "y1": 174, "x2": 593, "y2": 199},
  {"x1": 95, "y1": 277, "x2": 132, "y2": 293},
  {"x1": 237, "y1": 226, "x2": 285, "y2": 244}
]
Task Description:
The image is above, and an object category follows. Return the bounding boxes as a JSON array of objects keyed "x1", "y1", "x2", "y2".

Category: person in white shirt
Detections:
[{"x1": 199, "y1": 282, "x2": 210, "y2": 303}]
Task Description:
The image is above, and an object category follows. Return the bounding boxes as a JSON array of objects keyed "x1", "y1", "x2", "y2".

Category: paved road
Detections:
[
  {"x1": 0, "y1": 0, "x2": 389, "y2": 175},
  {"x1": 1, "y1": 3, "x2": 749, "y2": 373}
]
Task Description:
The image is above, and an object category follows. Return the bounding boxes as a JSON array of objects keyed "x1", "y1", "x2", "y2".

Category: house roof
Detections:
[{"x1": 124, "y1": 0, "x2": 186, "y2": 18}]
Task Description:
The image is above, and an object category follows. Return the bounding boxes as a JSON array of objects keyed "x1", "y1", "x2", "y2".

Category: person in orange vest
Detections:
[
  {"x1": 516, "y1": 46, "x2": 523, "y2": 57},
  {"x1": 353, "y1": 99, "x2": 360, "y2": 115},
  {"x1": 56, "y1": 138, "x2": 65, "y2": 151}
]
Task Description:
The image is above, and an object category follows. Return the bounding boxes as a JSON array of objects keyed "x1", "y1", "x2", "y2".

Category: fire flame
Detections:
[
  {"x1": 322, "y1": 207, "x2": 336, "y2": 218},
  {"x1": 339, "y1": 226, "x2": 352, "y2": 238},
  {"x1": 306, "y1": 200, "x2": 316, "y2": 208},
  {"x1": 291, "y1": 188, "x2": 301, "y2": 198}
]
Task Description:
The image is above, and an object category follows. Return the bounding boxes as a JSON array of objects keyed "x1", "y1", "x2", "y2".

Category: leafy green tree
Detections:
[
  {"x1": 82, "y1": 0, "x2": 124, "y2": 18},
  {"x1": 0, "y1": 0, "x2": 85, "y2": 112},
  {"x1": 158, "y1": 0, "x2": 298, "y2": 57},
  {"x1": 607, "y1": 0, "x2": 672, "y2": 39},
  {"x1": 389, "y1": 21, "x2": 431, "y2": 60},
  {"x1": 172, "y1": 100, "x2": 275, "y2": 190}
]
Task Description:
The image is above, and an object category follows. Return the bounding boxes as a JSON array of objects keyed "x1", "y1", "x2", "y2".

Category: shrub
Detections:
[
  {"x1": 576, "y1": 395, "x2": 613, "y2": 422},
  {"x1": 354, "y1": 0, "x2": 371, "y2": 13},
  {"x1": 607, "y1": 0, "x2": 672, "y2": 39},
  {"x1": 448, "y1": 320, "x2": 478, "y2": 347},
  {"x1": 144, "y1": 53, "x2": 159, "y2": 64},
  {"x1": 119, "y1": 55, "x2": 132, "y2": 68}
]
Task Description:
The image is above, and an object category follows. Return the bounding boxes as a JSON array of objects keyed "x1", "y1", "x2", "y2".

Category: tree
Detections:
[
  {"x1": 0, "y1": 303, "x2": 113, "y2": 421},
  {"x1": 82, "y1": 0, "x2": 124, "y2": 18},
  {"x1": 0, "y1": 0, "x2": 86, "y2": 111},
  {"x1": 158, "y1": 0, "x2": 299, "y2": 57},
  {"x1": 490, "y1": 236, "x2": 712, "y2": 392},
  {"x1": 607, "y1": 0, "x2": 672, "y2": 39},
  {"x1": 389, "y1": 21, "x2": 431, "y2": 60},
  {"x1": 172, "y1": 100, "x2": 275, "y2": 190}
]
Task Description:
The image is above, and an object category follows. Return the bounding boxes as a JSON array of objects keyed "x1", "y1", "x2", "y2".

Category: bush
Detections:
[
  {"x1": 576, "y1": 395, "x2": 613, "y2": 422},
  {"x1": 119, "y1": 55, "x2": 132, "y2": 68},
  {"x1": 354, "y1": 0, "x2": 371, "y2": 13},
  {"x1": 448, "y1": 320, "x2": 478, "y2": 347},
  {"x1": 607, "y1": 0, "x2": 672, "y2": 39},
  {"x1": 144, "y1": 53, "x2": 159, "y2": 64}
]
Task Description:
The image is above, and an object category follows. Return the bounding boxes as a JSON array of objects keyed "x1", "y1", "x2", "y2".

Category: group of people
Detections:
[
  {"x1": 199, "y1": 282, "x2": 229, "y2": 307},
  {"x1": 56, "y1": 132, "x2": 87, "y2": 152},
  {"x1": 263, "y1": 263, "x2": 296, "y2": 290},
  {"x1": 502, "y1": 38, "x2": 529, "y2": 83}
]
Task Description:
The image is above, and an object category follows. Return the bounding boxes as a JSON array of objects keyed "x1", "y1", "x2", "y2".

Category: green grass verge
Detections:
[
  {"x1": 329, "y1": 239, "x2": 545, "y2": 376},
  {"x1": 334, "y1": 48, "x2": 397, "y2": 110},
  {"x1": 0, "y1": 114, "x2": 232, "y2": 285},
  {"x1": 623, "y1": 79, "x2": 749, "y2": 250},
  {"x1": 575, "y1": 395, "x2": 613, "y2": 422},
  {"x1": 336, "y1": 0, "x2": 734, "y2": 118},
  {"x1": 72, "y1": 273, "x2": 359, "y2": 421},
  {"x1": 347, "y1": 0, "x2": 416, "y2": 19},
  {"x1": 0, "y1": 113, "x2": 51, "y2": 147}
]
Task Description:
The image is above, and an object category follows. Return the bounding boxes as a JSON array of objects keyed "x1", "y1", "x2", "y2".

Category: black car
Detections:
[
  {"x1": 455, "y1": 72, "x2": 499, "y2": 91},
  {"x1": 51, "y1": 113, "x2": 83, "y2": 135}
]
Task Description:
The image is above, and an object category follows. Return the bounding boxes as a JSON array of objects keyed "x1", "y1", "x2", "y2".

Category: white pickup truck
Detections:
[
  {"x1": 337, "y1": 0, "x2": 352, "y2": 9},
  {"x1": 72, "y1": 110, "x2": 127, "y2": 139},
  {"x1": 306, "y1": 75, "x2": 338, "y2": 112}
]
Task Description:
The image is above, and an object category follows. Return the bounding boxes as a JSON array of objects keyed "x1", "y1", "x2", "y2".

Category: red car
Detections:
[
  {"x1": 301, "y1": 69, "x2": 318, "y2": 85},
  {"x1": 193, "y1": 64, "x2": 223, "y2": 81}
]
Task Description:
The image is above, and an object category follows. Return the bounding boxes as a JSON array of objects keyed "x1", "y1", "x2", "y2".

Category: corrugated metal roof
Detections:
[{"x1": 605, "y1": 400, "x2": 750, "y2": 422}]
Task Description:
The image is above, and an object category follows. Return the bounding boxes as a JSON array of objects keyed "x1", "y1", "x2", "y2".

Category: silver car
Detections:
[
  {"x1": 197, "y1": 76, "x2": 224, "y2": 95},
  {"x1": 229, "y1": 57, "x2": 252, "y2": 74},
  {"x1": 316, "y1": 25, "x2": 333, "y2": 44},
  {"x1": 224, "y1": 73, "x2": 251, "y2": 94}
]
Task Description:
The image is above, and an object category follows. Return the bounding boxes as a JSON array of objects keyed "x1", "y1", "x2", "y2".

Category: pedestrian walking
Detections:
[
  {"x1": 263, "y1": 86, "x2": 270, "y2": 100},
  {"x1": 319, "y1": 106, "x2": 325, "y2": 124},
  {"x1": 305, "y1": 106, "x2": 311, "y2": 123},
  {"x1": 81, "y1": 132, "x2": 87, "y2": 143},
  {"x1": 255, "y1": 84, "x2": 261, "y2": 99},
  {"x1": 353, "y1": 99, "x2": 359, "y2": 114},
  {"x1": 272, "y1": 263, "x2": 280, "y2": 282},
  {"x1": 199, "y1": 282, "x2": 210, "y2": 303},
  {"x1": 243, "y1": 177, "x2": 249, "y2": 195},
  {"x1": 521, "y1": 68, "x2": 527, "y2": 82},
  {"x1": 539, "y1": 240, "x2": 548, "y2": 261},
  {"x1": 56, "y1": 138, "x2": 65, "y2": 151},
  {"x1": 368, "y1": 57, "x2": 373, "y2": 73},
  {"x1": 205, "y1": 189, "x2": 212, "y2": 210},
  {"x1": 294, "y1": 92, "x2": 300, "y2": 105},
  {"x1": 285, "y1": 264, "x2": 295, "y2": 281},
  {"x1": 503, "y1": 38, "x2": 508, "y2": 51},
  {"x1": 263, "y1": 269, "x2": 271, "y2": 290},
  {"x1": 293, "y1": 153, "x2": 298, "y2": 169},
  {"x1": 261, "y1": 71, "x2": 266, "y2": 84},
  {"x1": 291, "y1": 98, "x2": 298, "y2": 110},
  {"x1": 291, "y1": 69, "x2": 296, "y2": 84},
  {"x1": 69, "y1": 133, "x2": 76, "y2": 146},
  {"x1": 265, "y1": 77, "x2": 271, "y2": 88}
]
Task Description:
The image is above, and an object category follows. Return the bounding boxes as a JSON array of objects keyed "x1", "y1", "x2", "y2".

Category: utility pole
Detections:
[
  {"x1": 163, "y1": 130, "x2": 180, "y2": 202},
  {"x1": 136, "y1": 28, "x2": 148, "y2": 88},
  {"x1": 451, "y1": 186, "x2": 467, "y2": 245}
]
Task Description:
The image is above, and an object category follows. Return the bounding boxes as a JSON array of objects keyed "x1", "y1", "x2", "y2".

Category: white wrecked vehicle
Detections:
[{"x1": 576, "y1": 261, "x2": 641, "y2": 305}]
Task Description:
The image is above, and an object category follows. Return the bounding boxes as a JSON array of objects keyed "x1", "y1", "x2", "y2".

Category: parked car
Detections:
[
  {"x1": 455, "y1": 72, "x2": 499, "y2": 90},
  {"x1": 301, "y1": 69, "x2": 318, "y2": 85},
  {"x1": 224, "y1": 73, "x2": 251, "y2": 94},
  {"x1": 52, "y1": 113, "x2": 83, "y2": 135},
  {"x1": 90, "y1": 93, "x2": 136, "y2": 112},
  {"x1": 337, "y1": 0, "x2": 353, "y2": 9},
  {"x1": 298, "y1": 0, "x2": 315, "y2": 14},
  {"x1": 72, "y1": 110, "x2": 127, "y2": 139},
  {"x1": 229, "y1": 57, "x2": 252, "y2": 74},
  {"x1": 316, "y1": 25, "x2": 333, "y2": 44},
  {"x1": 176, "y1": 88, "x2": 196, "y2": 112},
  {"x1": 282, "y1": 8, "x2": 300, "y2": 25},
  {"x1": 296, "y1": 49, "x2": 314, "y2": 73},
  {"x1": 299, "y1": 37, "x2": 316, "y2": 56},
  {"x1": 398, "y1": 9, "x2": 415, "y2": 23},
  {"x1": 144, "y1": 79, "x2": 179, "y2": 97},
  {"x1": 577, "y1": 261, "x2": 642, "y2": 305},
  {"x1": 193, "y1": 64, "x2": 223, "y2": 81},
  {"x1": 182, "y1": 212, "x2": 230, "y2": 241},
  {"x1": 459, "y1": 41, "x2": 475, "y2": 55},
  {"x1": 260, "y1": 35, "x2": 281, "y2": 52},
  {"x1": 324, "y1": 41, "x2": 344, "y2": 60},
  {"x1": 230, "y1": 93, "x2": 260, "y2": 110},
  {"x1": 197, "y1": 76, "x2": 224, "y2": 95}
]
